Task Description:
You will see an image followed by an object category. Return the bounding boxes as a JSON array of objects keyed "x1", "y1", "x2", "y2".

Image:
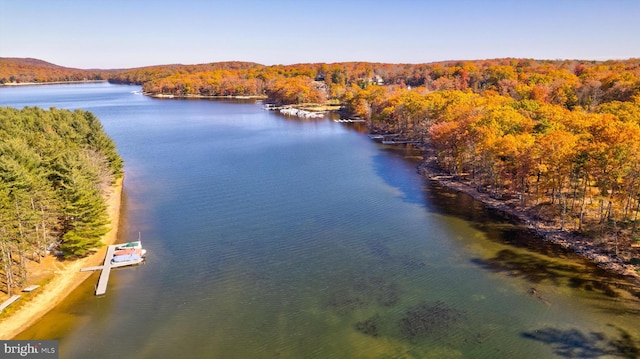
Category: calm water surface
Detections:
[{"x1": 2, "y1": 83, "x2": 640, "y2": 358}]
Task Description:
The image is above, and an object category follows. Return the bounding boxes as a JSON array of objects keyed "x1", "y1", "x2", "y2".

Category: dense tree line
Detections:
[
  {"x1": 344, "y1": 85, "x2": 640, "y2": 251},
  {"x1": 0, "y1": 107, "x2": 123, "y2": 294},
  {"x1": 0, "y1": 58, "x2": 105, "y2": 84},
  {"x1": 4, "y1": 57, "x2": 638, "y2": 108},
  {"x1": 105, "y1": 58, "x2": 640, "y2": 109}
]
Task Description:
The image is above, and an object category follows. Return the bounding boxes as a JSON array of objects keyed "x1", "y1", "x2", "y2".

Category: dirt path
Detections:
[{"x1": 0, "y1": 178, "x2": 123, "y2": 339}]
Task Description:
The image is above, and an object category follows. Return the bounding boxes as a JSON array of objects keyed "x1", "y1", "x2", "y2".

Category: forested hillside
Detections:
[
  {"x1": 0, "y1": 58, "x2": 105, "y2": 83},
  {"x1": 4, "y1": 57, "x2": 638, "y2": 107},
  {"x1": 106, "y1": 59, "x2": 640, "y2": 107},
  {"x1": 338, "y1": 59, "x2": 640, "y2": 256},
  {"x1": 0, "y1": 107, "x2": 123, "y2": 295},
  {"x1": 3, "y1": 56, "x2": 640, "y2": 259}
]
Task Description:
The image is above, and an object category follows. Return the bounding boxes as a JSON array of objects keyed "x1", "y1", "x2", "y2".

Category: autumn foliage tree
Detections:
[
  {"x1": 343, "y1": 66, "x2": 640, "y2": 250},
  {"x1": 265, "y1": 76, "x2": 326, "y2": 105}
]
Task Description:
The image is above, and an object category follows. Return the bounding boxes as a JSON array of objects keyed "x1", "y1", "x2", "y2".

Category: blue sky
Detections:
[{"x1": 1, "y1": 0, "x2": 638, "y2": 69}]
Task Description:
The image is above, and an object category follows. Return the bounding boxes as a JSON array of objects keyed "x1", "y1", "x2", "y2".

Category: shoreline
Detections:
[
  {"x1": 147, "y1": 92, "x2": 267, "y2": 100},
  {"x1": 0, "y1": 177, "x2": 123, "y2": 339},
  {"x1": 414, "y1": 144, "x2": 640, "y2": 284},
  {"x1": 0, "y1": 80, "x2": 108, "y2": 87}
]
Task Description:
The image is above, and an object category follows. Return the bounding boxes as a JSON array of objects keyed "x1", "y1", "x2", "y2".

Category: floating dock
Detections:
[
  {"x1": 81, "y1": 244, "x2": 144, "y2": 296},
  {"x1": 382, "y1": 140, "x2": 421, "y2": 145},
  {"x1": 368, "y1": 133, "x2": 421, "y2": 145},
  {"x1": 22, "y1": 285, "x2": 40, "y2": 292},
  {"x1": 334, "y1": 119, "x2": 365, "y2": 123}
]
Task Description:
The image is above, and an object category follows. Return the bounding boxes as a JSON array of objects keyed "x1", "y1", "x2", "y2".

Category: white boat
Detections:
[
  {"x1": 112, "y1": 233, "x2": 146, "y2": 266},
  {"x1": 115, "y1": 240, "x2": 141, "y2": 250},
  {"x1": 116, "y1": 233, "x2": 143, "y2": 250},
  {"x1": 111, "y1": 253, "x2": 144, "y2": 265}
]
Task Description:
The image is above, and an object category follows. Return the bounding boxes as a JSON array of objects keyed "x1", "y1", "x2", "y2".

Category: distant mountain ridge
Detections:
[
  {"x1": 0, "y1": 57, "x2": 104, "y2": 84},
  {"x1": 0, "y1": 57, "x2": 75, "y2": 69},
  {"x1": 0, "y1": 57, "x2": 270, "y2": 84}
]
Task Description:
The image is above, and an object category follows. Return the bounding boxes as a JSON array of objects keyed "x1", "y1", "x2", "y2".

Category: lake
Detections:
[{"x1": 2, "y1": 83, "x2": 639, "y2": 358}]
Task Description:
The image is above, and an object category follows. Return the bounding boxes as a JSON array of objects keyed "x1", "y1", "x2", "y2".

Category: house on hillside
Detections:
[{"x1": 370, "y1": 75, "x2": 384, "y2": 85}]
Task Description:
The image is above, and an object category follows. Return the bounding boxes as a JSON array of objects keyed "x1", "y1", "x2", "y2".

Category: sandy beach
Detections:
[{"x1": 0, "y1": 177, "x2": 123, "y2": 339}]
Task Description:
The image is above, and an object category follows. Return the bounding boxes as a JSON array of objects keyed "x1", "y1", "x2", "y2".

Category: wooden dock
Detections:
[
  {"x1": 368, "y1": 133, "x2": 420, "y2": 145},
  {"x1": 81, "y1": 244, "x2": 144, "y2": 296},
  {"x1": 95, "y1": 245, "x2": 116, "y2": 295},
  {"x1": 334, "y1": 119, "x2": 365, "y2": 123},
  {"x1": 0, "y1": 295, "x2": 20, "y2": 312},
  {"x1": 22, "y1": 285, "x2": 40, "y2": 292},
  {"x1": 382, "y1": 140, "x2": 421, "y2": 145}
]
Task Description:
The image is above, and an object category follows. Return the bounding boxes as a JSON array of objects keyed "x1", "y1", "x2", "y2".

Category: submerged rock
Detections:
[
  {"x1": 355, "y1": 314, "x2": 381, "y2": 337},
  {"x1": 400, "y1": 301, "x2": 465, "y2": 340}
]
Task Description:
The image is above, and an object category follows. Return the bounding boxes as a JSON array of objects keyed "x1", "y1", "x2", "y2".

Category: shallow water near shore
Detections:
[{"x1": 2, "y1": 83, "x2": 640, "y2": 358}]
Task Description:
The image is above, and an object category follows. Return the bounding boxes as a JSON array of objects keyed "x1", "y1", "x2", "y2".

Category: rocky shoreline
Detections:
[{"x1": 413, "y1": 144, "x2": 640, "y2": 284}]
